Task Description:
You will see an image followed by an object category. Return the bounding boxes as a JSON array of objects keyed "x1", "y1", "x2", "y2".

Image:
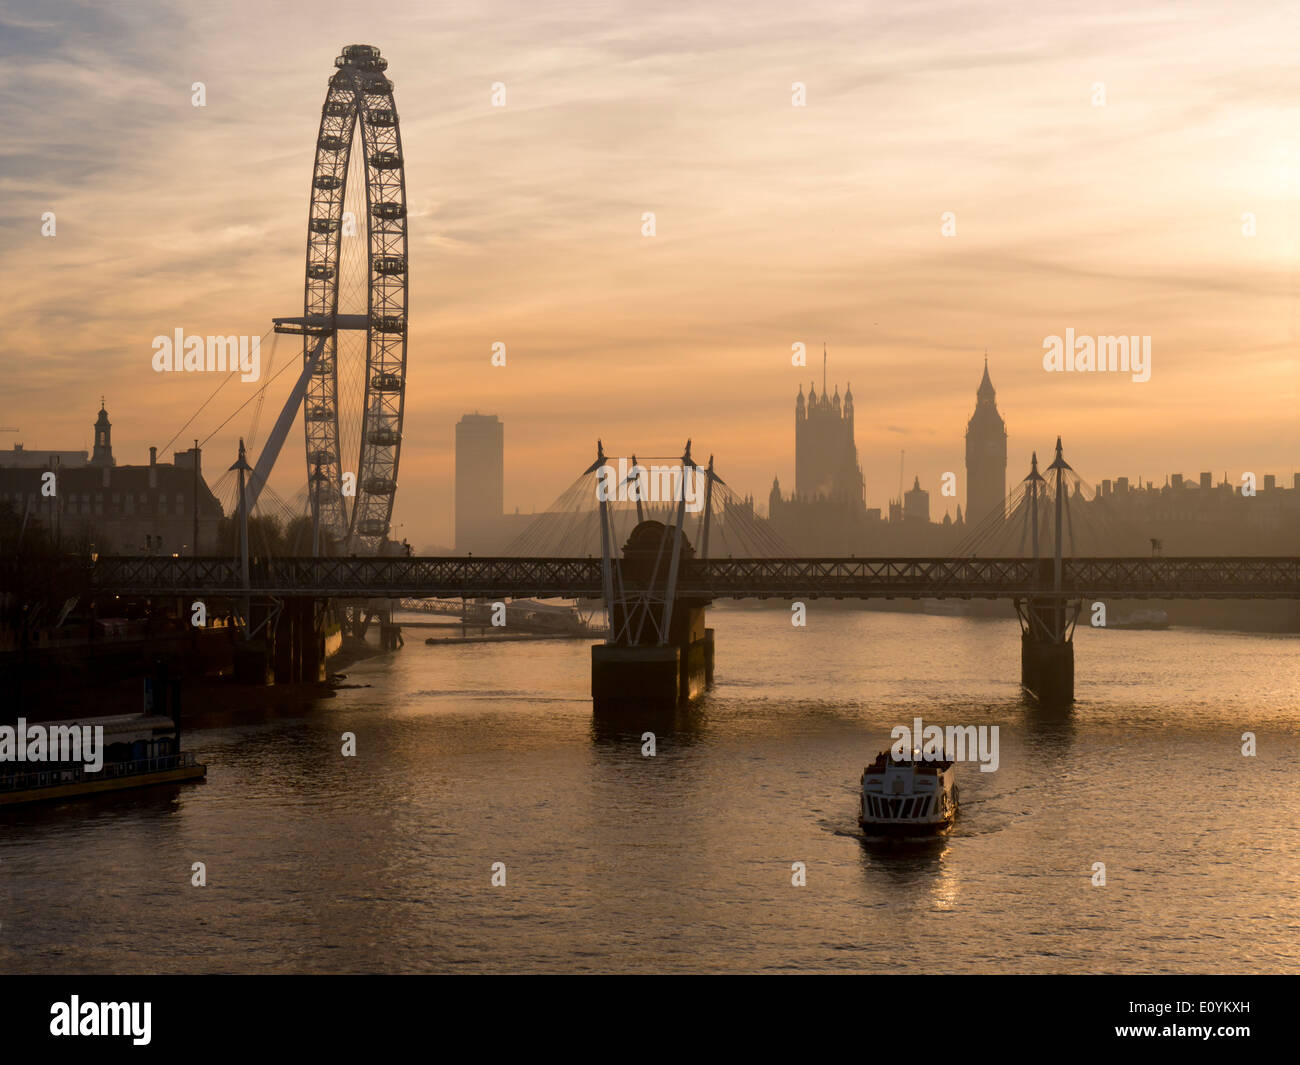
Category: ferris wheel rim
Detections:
[{"x1": 301, "y1": 43, "x2": 408, "y2": 554}]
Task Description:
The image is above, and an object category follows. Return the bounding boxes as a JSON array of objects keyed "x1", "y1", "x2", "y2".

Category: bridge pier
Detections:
[
  {"x1": 378, "y1": 619, "x2": 403, "y2": 651},
  {"x1": 233, "y1": 636, "x2": 274, "y2": 685},
  {"x1": 592, "y1": 603, "x2": 713, "y2": 708},
  {"x1": 592, "y1": 507, "x2": 715, "y2": 711},
  {"x1": 234, "y1": 598, "x2": 326, "y2": 685},
  {"x1": 1016, "y1": 598, "x2": 1079, "y2": 707},
  {"x1": 274, "y1": 597, "x2": 326, "y2": 683},
  {"x1": 233, "y1": 599, "x2": 275, "y2": 684}
]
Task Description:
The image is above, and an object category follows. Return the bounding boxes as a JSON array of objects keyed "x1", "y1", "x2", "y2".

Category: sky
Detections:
[{"x1": 1, "y1": 0, "x2": 1297, "y2": 548}]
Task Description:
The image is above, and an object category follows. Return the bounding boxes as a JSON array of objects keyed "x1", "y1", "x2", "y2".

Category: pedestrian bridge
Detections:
[
  {"x1": 57, "y1": 438, "x2": 1300, "y2": 709},
  {"x1": 86, "y1": 553, "x2": 1300, "y2": 600}
]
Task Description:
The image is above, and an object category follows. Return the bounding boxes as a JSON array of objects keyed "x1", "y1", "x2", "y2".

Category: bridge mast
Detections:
[
  {"x1": 700, "y1": 454, "x2": 716, "y2": 561},
  {"x1": 1024, "y1": 451, "x2": 1044, "y2": 559},
  {"x1": 1048, "y1": 436, "x2": 1071, "y2": 595},
  {"x1": 658, "y1": 441, "x2": 692, "y2": 645},
  {"x1": 629, "y1": 455, "x2": 644, "y2": 525},
  {"x1": 229, "y1": 439, "x2": 252, "y2": 626},
  {"x1": 589, "y1": 441, "x2": 616, "y2": 625}
]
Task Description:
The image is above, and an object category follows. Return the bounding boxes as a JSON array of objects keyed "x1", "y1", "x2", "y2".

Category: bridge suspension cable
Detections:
[
  {"x1": 953, "y1": 440, "x2": 1104, "y2": 560},
  {"x1": 157, "y1": 325, "x2": 281, "y2": 457},
  {"x1": 500, "y1": 449, "x2": 794, "y2": 559}
]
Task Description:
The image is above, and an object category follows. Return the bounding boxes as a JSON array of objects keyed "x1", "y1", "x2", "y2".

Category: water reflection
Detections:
[
  {"x1": 0, "y1": 783, "x2": 194, "y2": 830},
  {"x1": 857, "y1": 834, "x2": 958, "y2": 907},
  {"x1": 1018, "y1": 694, "x2": 1077, "y2": 764},
  {"x1": 7, "y1": 609, "x2": 1291, "y2": 974},
  {"x1": 588, "y1": 698, "x2": 707, "y2": 747}
]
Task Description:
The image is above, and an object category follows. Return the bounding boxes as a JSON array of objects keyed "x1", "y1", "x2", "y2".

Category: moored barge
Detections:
[{"x1": 0, "y1": 713, "x2": 206, "y2": 806}]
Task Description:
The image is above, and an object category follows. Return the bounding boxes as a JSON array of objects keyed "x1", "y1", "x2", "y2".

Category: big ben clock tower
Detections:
[{"x1": 964, "y1": 357, "x2": 1007, "y2": 527}]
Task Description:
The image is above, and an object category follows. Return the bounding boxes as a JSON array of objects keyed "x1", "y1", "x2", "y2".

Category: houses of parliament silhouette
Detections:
[
  {"x1": 763, "y1": 351, "x2": 1295, "y2": 561},
  {"x1": 767, "y1": 352, "x2": 1008, "y2": 554}
]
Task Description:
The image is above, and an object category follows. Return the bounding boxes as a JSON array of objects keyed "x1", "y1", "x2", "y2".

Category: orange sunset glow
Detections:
[{"x1": 2, "y1": 0, "x2": 1297, "y2": 545}]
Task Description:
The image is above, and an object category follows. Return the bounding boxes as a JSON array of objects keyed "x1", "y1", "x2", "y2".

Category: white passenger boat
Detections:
[{"x1": 858, "y1": 748, "x2": 958, "y2": 835}]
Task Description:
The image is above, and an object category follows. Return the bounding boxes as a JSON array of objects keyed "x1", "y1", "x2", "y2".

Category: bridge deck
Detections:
[{"x1": 81, "y1": 556, "x2": 1300, "y2": 601}]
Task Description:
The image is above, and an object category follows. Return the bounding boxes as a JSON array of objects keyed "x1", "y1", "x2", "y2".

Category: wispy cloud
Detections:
[{"x1": 0, "y1": 0, "x2": 1295, "y2": 531}]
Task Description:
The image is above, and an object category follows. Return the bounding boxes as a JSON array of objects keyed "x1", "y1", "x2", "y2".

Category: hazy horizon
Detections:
[{"x1": 2, "y1": 0, "x2": 1297, "y2": 546}]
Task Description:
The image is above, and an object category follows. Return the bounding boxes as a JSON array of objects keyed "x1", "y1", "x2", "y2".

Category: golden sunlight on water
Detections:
[{"x1": 1, "y1": 608, "x2": 1297, "y2": 973}]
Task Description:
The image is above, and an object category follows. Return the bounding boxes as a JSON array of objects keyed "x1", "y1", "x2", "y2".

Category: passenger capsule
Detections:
[
  {"x1": 313, "y1": 174, "x2": 342, "y2": 191},
  {"x1": 370, "y1": 315, "x2": 405, "y2": 334},
  {"x1": 337, "y1": 45, "x2": 386, "y2": 68},
  {"x1": 371, "y1": 256, "x2": 406, "y2": 276}
]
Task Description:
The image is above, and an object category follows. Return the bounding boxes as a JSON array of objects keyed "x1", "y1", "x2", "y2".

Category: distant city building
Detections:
[
  {"x1": 0, "y1": 444, "x2": 88, "y2": 469},
  {"x1": 465, "y1": 362, "x2": 1295, "y2": 562},
  {"x1": 0, "y1": 402, "x2": 224, "y2": 554},
  {"x1": 1079, "y1": 469, "x2": 1299, "y2": 553},
  {"x1": 965, "y1": 358, "x2": 1007, "y2": 528},
  {"x1": 904, "y1": 475, "x2": 930, "y2": 523},
  {"x1": 455, "y1": 413, "x2": 504, "y2": 552}
]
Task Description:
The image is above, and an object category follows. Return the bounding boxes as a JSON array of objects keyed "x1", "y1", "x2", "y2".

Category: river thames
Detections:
[{"x1": 2, "y1": 607, "x2": 1297, "y2": 973}]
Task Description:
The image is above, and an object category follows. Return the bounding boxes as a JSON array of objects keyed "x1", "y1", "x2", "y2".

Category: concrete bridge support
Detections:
[
  {"x1": 1016, "y1": 599, "x2": 1079, "y2": 707},
  {"x1": 233, "y1": 599, "x2": 275, "y2": 685},
  {"x1": 378, "y1": 618, "x2": 403, "y2": 651},
  {"x1": 234, "y1": 597, "x2": 326, "y2": 685},
  {"x1": 273, "y1": 597, "x2": 326, "y2": 683},
  {"x1": 591, "y1": 488, "x2": 716, "y2": 711},
  {"x1": 592, "y1": 603, "x2": 713, "y2": 708}
]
